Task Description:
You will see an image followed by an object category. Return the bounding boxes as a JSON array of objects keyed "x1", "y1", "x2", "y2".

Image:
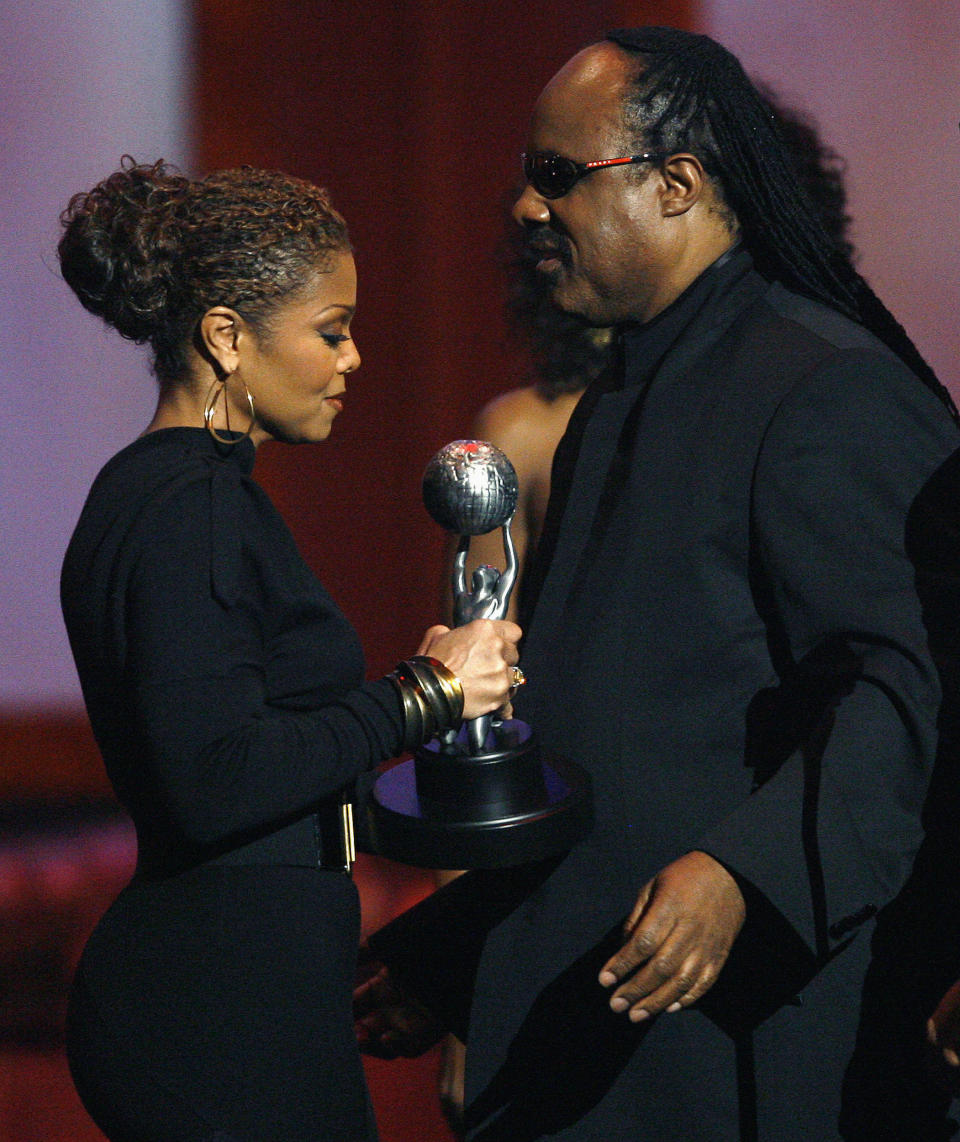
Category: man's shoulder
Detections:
[
  {"x1": 738, "y1": 285, "x2": 960, "y2": 463},
  {"x1": 675, "y1": 276, "x2": 958, "y2": 454},
  {"x1": 744, "y1": 280, "x2": 897, "y2": 361},
  {"x1": 707, "y1": 279, "x2": 918, "y2": 409}
]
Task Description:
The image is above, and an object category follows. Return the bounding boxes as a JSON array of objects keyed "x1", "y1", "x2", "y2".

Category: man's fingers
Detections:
[
  {"x1": 353, "y1": 963, "x2": 443, "y2": 1059},
  {"x1": 612, "y1": 951, "x2": 720, "y2": 1021},
  {"x1": 598, "y1": 852, "x2": 746, "y2": 1018},
  {"x1": 352, "y1": 966, "x2": 390, "y2": 1017},
  {"x1": 606, "y1": 921, "x2": 713, "y2": 1015},
  {"x1": 598, "y1": 896, "x2": 672, "y2": 987},
  {"x1": 621, "y1": 880, "x2": 655, "y2": 940}
]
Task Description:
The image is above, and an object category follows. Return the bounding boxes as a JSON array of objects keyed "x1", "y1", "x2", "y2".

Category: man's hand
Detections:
[
  {"x1": 927, "y1": 978, "x2": 960, "y2": 1070},
  {"x1": 598, "y1": 850, "x2": 746, "y2": 1021},
  {"x1": 354, "y1": 948, "x2": 444, "y2": 1059},
  {"x1": 438, "y1": 1033, "x2": 466, "y2": 1134}
]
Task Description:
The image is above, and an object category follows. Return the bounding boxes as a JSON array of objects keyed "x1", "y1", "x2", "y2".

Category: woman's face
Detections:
[{"x1": 236, "y1": 252, "x2": 360, "y2": 445}]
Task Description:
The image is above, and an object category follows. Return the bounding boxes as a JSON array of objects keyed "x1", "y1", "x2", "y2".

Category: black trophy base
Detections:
[{"x1": 366, "y1": 720, "x2": 592, "y2": 868}]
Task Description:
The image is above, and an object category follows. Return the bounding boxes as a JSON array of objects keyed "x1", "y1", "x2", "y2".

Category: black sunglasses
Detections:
[{"x1": 521, "y1": 150, "x2": 663, "y2": 199}]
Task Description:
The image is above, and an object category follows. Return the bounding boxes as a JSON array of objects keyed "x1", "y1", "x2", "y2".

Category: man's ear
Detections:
[
  {"x1": 198, "y1": 306, "x2": 244, "y2": 375},
  {"x1": 658, "y1": 153, "x2": 706, "y2": 218}
]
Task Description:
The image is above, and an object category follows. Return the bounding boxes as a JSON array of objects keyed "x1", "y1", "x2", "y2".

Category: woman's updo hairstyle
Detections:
[{"x1": 58, "y1": 157, "x2": 351, "y2": 382}]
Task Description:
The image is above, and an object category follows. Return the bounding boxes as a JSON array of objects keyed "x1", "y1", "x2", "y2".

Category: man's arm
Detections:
[
  {"x1": 359, "y1": 859, "x2": 560, "y2": 1046},
  {"x1": 600, "y1": 355, "x2": 960, "y2": 1022}
]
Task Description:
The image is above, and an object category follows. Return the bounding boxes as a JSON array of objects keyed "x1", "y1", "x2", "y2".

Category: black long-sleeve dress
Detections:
[{"x1": 61, "y1": 427, "x2": 404, "y2": 1142}]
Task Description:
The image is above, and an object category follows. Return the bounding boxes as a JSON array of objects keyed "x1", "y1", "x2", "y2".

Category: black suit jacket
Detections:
[{"x1": 372, "y1": 250, "x2": 960, "y2": 1141}]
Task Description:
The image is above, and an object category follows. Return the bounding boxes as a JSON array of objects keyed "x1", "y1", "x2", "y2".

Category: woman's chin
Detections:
[{"x1": 258, "y1": 418, "x2": 335, "y2": 446}]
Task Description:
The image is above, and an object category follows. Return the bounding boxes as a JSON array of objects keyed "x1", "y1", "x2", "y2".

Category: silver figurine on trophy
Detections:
[
  {"x1": 426, "y1": 439, "x2": 520, "y2": 754},
  {"x1": 367, "y1": 440, "x2": 591, "y2": 868}
]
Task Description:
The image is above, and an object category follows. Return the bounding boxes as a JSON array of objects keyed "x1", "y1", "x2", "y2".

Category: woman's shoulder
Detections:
[
  {"x1": 66, "y1": 429, "x2": 300, "y2": 614},
  {"x1": 91, "y1": 427, "x2": 257, "y2": 505},
  {"x1": 69, "y1": 429, "x2": 277, "y2": 570}
]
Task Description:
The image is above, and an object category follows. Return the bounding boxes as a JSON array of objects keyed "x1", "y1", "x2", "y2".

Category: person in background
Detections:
[
  {"x1": 57, "y1": 158, "x2": 520, "y2": 1142},
  {"x1": 357, "y1": 27, "x2": 960, "y2": 1141}
]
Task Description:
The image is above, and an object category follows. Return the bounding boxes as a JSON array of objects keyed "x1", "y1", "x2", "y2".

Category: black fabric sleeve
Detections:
[
  {"x1": 699, "y1": 352, "x2": 960, "y2": 989},
  {"x1": 120, "y1": 466, "x2": 406, "y2": 848},
  {"x1": 366, "y1": 860, "x2": 561, "y2": 1041}
]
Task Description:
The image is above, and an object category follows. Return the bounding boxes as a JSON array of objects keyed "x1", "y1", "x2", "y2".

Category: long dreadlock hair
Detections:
[{"x1": 605, "y1": 27, "x2": 957, "y2": 422}]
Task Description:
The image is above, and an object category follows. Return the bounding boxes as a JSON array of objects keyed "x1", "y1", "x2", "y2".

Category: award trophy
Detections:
[{"x1": 367, "y1": 440, "x2": 592, "y2": 868}]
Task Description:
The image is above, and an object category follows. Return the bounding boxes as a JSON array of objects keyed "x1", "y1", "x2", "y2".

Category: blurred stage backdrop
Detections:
[{"x1": 1, "y1": 1, "x2": 957, "y2": 1138}]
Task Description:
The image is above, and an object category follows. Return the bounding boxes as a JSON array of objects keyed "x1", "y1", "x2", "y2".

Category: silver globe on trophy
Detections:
[{"x1": 367, "y1": 440, "x2": 592, "y2": 868}]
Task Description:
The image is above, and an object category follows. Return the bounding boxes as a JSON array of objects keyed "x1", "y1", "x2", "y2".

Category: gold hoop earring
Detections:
[{"x1": 203, "y1": 375, "x2": 256, "y2": 445}]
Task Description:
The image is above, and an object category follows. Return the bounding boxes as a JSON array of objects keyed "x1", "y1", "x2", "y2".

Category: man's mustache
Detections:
[{"x1": 521, "y1": 227, "x2": 571, "y2": 264}]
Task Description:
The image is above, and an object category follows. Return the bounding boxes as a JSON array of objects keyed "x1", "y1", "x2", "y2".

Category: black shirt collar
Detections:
[{"x1": 619, "y1": 243, "x2": 751, "y2": 390}]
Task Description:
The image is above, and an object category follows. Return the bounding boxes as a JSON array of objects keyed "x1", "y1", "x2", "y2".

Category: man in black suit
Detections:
[{"x1": 358, "y1": 27, "x2": 960, "y2": 1141}]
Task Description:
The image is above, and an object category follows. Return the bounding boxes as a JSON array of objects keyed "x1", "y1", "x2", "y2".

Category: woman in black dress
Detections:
[{"x1": 57, "y1": 158, "x2": 521, "y2": 1142}]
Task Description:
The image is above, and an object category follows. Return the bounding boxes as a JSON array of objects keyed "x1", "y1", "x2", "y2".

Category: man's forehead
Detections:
[
  {"x1": 551, "y1": 41, "x2": 632, "y2": 87},
  {"x1": 529, "y1": 42, "x2": 632, "y2": 152}
]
